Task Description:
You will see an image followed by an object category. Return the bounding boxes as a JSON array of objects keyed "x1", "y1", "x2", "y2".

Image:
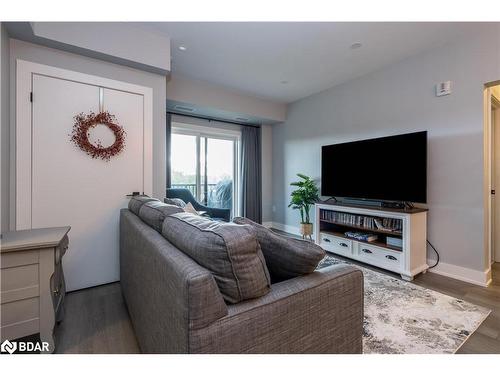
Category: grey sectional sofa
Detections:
[{"x1": 120, "y1": 208, "x2": 364, "y2": 353}]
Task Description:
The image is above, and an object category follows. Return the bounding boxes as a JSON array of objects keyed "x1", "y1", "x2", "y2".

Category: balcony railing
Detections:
[{"x1": 171, "y1": 183, "x2": 200, "y2": 197}]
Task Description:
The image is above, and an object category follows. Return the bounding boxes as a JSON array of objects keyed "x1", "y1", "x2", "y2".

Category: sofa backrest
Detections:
[{"x1": 120, "y1": 209, "x2": 228, "y2": 353}]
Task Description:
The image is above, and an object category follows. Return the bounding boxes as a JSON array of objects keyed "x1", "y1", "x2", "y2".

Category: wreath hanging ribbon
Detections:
[{"x1": 70, "y1": 111, "x2": 126, "y2": 161}]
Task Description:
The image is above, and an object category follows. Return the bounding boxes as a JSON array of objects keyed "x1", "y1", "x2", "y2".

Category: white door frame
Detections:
[
  {"x1": 15, "y1": 59, "x2": 153, "y2": 230},
  {"x1": 489, "y1": 90, "x2": 500, "y2": 264}
]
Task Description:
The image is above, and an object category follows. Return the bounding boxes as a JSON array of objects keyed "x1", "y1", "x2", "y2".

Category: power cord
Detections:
[
  {"x1": 427, "y1": 240, "x2": 440, "y2": 269},
  {"x1": 322, "y1": 196, "x2": 338, "y2": 203}
]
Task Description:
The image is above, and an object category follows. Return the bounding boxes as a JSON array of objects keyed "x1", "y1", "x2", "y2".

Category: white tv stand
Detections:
[{"x1": 315, "y1": 202, "x2": 428, "y2": 281}]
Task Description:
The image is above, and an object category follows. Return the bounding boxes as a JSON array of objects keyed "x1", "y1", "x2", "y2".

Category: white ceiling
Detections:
[{"x1": 139, "y1": 22, "x2": 488, "y2": 103}]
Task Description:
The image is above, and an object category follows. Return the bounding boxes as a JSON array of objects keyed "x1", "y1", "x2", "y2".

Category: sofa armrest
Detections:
[
  {"x1": 207, "y1": 207, "x2": 231, "y2": 221},
  {"x1": 188, "y1": 264, "x2": 364, "y2": 353}
]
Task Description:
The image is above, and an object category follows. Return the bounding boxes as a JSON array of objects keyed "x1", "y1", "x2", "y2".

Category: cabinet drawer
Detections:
[
  {"x1": 319, "y1": 233, "x2": 352, "y2": 257},
  {"x1": 1, "y1": 297, "x2": 39, "y2": 327},
  {"x1": 356, "y1": 242, "x2": 402, "y2": 271},
  {"x1": 1, "y1": 264, "x2": 39, "y2": 294},
  {"x1": 1, "y1": 250, "x2": 38, "y2": 269}
]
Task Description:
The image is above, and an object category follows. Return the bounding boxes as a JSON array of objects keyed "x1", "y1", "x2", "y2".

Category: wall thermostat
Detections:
[{"x1": 436, "y1": 81, "x2": 452, "y2": 97}]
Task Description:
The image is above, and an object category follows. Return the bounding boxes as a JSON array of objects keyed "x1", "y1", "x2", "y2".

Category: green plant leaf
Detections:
[{"x1": 288, "y1": 173, "x2": 319, "y2": 224}]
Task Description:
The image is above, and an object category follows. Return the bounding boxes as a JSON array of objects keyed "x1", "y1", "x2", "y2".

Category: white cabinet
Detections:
[
  {"x1": 315, "y1": 203, "x2": 428, "y2": 281},
  {"x1": 1, "y1": 227, "x2": 70, "y2": 353}
]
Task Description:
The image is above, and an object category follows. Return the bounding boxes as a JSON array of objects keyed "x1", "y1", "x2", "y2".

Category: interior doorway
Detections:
[
  {"x1": 484, "y1": 81, "x2": 500, "y2": 272},
  {"x1": 488, "y1": 84, "x2": 500, "y2": 265}
]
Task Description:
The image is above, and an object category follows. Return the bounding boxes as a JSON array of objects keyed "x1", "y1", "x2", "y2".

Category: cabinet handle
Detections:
[
  {"x1": 385, "y1": 255, "x2": 398, "y2": 261},
  {"x1": 53, "y1": 287, "x2": 60, "y2": 296},
  {"x1": 323, "y1": 238, "x2": 331, "y2": 243},
  {"x1": 339, "y1": 242, "x2": 348, "y2": 248},
  {"x1": 362, "y1": 248, "x2": 372, "y2": 254}
]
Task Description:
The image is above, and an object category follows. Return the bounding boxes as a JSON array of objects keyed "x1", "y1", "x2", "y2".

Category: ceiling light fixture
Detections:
[
  {"x1": 178, "y1": 45, "x2": 187, "y2": 51},
  {"x1": 350, "y1": 43, "x2": 362, "y2": 50}
]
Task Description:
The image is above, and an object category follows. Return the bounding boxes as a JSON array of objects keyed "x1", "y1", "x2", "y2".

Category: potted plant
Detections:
[{"x1": 288, "y1": 173, "x2": 319, "y2": 239}]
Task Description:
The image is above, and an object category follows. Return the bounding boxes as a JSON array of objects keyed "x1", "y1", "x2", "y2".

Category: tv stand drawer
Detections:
[
  {"x1": 319, "y1": 232, "x2": 352, "y2": 257},
  {"x1": 355, "y1": 242, "x2": 401, "y2": 271}
]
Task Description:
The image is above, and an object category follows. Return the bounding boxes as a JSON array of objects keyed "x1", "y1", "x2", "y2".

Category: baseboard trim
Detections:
[
  {"x1": 262, "y1": 221, "x2": 274, "y2": 229},
  {"x1": 268, "y1": 222, "x2": 492, "y2": 287},
  {"x1": 426, "y1": 260, "x2": 492, "y2": 287}
]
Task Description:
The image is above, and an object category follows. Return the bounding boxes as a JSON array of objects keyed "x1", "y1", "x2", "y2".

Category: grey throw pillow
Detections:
[
  {"x1": 232, "y1": 217, "x2": 325, "y2": 282},
  {"x1": 164, "y1": 197, "x2": 187, "y2": 208},
  {"x1": 162, "y1": 212, "x2": 271, "y2": 304},
  {"x1": 128, "y1": 195, "x2": 159, "y2": 216},
  {"x1": 138, "y1": 201, "x2": 184, "y2": 232}
]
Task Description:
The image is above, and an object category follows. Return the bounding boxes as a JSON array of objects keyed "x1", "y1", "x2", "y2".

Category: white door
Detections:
[{"x1": 30, "y1": 74, "x2": 145, "y2": 291}]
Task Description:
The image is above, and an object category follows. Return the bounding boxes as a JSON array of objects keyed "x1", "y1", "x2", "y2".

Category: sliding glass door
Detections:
[{"x1": 171, "y1": 124, "x2": 240, "y2": 216}]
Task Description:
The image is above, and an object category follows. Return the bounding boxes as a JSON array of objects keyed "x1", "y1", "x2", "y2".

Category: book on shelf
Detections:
[
  {"x1": 344, "y1": 231, "x2": 378, "y2": 242},
  {"x1": 320, "y1": 209, "x2": 403, "y2": 232}
]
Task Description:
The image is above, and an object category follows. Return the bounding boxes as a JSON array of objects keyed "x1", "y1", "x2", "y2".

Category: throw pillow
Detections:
[
  {"x1": 128, "y1": 195, "x2": 159, "y2": 216},
  {"x1": 164, "y1": 197, "x2": 187, "y2": 208},
  {"x1": 162, "y1": 212, "x2": 271, "y2": 304},
  {"x1": 183, "y1": 202, "x2": 200, "y2": 215},
  {"x1": 138, "y1": 201, "x2": 184, "y2": 232},
  {"x1": 232, "y1": 217, "x2": 325, "y2": 282}
]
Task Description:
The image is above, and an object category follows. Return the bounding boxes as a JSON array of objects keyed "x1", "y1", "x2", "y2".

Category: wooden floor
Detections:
[
  {"x1": 54, "y1": 282, "x2": 139, "y2": 354},
  {"x1": 53, "y1": 262, "x2": 500, "y2": 354},
  {"x1": 415, "y1": 262, "x2": 500, "y2": 354}
]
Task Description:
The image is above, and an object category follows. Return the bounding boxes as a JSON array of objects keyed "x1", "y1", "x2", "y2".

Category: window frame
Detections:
[{"x1": 171, "y1": 121, "x2": 241, "y2": 217}]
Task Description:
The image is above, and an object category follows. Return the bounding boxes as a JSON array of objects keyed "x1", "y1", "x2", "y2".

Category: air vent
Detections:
[
  {"x1": 174, "y1": 105, "x2": 195, "y2": 112},
  {"x1": 235, "y1": 117, "x2": 249, "y2": 122}
]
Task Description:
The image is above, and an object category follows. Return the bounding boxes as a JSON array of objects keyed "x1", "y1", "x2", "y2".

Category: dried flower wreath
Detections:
[{"x1": 70, "y1": 111, "x2": 126, "y2": 161}]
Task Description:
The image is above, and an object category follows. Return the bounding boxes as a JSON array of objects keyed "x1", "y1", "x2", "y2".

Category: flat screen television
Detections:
[{"x1": 321, "y1": 131, "x2": 427, "y2": 203}]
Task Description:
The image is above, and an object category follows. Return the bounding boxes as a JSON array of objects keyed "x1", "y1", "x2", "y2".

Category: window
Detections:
[{"x1": 171, "y1": 121, "x2": 240, "y2": 216}]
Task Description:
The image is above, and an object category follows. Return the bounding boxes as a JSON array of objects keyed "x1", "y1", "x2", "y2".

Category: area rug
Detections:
[{"x1": 318, "y1": 255, "x2": 491, "y2": 354}]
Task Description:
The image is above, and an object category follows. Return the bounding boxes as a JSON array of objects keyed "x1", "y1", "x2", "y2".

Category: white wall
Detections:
[
  {"x1": 167, "y1": 74, "x2": 286, "y2": 123},
  {"x1": 6, "y1": 39, "x2": 167, "y2": 229},
  {"x1": 29, "y1": 22, "x2": 171, "y2": 74},
  {"x1": 272, "y1": 27, "x2": 500, "y2": 279},
  {"x1": 1, "y1": 23, "x2": 10, "y2": 233}
]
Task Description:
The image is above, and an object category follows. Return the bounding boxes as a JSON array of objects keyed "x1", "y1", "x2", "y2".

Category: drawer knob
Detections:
[
  {"x1": 323, "y1": 238, "x2": 331, "y2": 243},
  {"x1": 362, "y1": 248, "x2": 372, "y2": 254},
  {"x1": 339, "y1": 242, "x2": 348, "y2": 248},
  {"x1": 386, "y1": 255, "x2": 398, "y2": 261}
]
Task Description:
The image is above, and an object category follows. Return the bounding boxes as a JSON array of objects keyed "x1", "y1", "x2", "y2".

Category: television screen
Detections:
[{"x1": 321, "y1": 131, "x2": 427, "y2": 203}]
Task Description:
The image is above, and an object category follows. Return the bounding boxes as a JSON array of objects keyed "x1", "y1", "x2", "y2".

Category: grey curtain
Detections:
[
  {"x1": 239, "y1": 125, "x2": 262, "y2": 223},
  {"x1": 166, "y1": 113, "x2": 172, "y2": 189}
]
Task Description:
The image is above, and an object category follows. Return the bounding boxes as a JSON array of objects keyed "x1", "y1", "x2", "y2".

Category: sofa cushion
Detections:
[
  {"x1": 128, "y1": 195, "x2": 159, "y2": 216},
  {"x1": 138, "y1": 201, "x2": 184, "y2": 232},
  {"x1": 232, "y1": 217, "x2": 325, "y2": 282},
  {"x1": 162, "y1": 212, "x2": 271, "y2": 304},
  {"x1": 164, "y1": 197, "x2": 187, "y2": 208}
]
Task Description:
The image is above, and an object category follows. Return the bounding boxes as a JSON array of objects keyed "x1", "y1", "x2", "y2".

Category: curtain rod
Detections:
[{"x1": 167, "y1": 111, "x2": 262, "y2": 128}]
